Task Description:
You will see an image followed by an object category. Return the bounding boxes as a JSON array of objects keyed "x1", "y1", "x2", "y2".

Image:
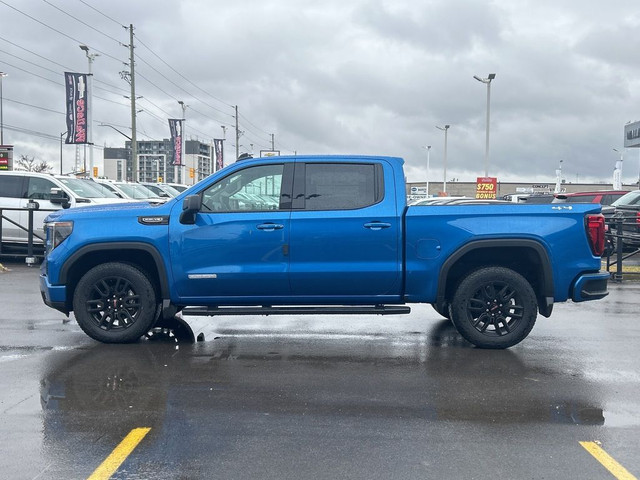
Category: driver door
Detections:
[{"x1": 170, "y1": 163, "x2": 294, "y2": 302}]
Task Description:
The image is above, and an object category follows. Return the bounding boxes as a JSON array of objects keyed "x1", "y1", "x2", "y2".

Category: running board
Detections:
[{"x1": 181, "y1": 305, "x2": 411, "y2": 317}]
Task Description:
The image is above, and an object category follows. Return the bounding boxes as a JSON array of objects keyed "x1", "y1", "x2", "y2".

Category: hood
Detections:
[{"x1": 44, "y1": 198, "x2": 175, "y2": 223}]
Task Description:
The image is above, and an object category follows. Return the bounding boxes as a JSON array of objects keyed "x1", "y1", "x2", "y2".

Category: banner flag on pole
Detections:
[
  {"x1": 64, "y1": 72, "x2": 89, "y2": 144},
  {"x1": 168, "y1": 119, "x2": 183, "y2": 165},
  {"x1": 214, "y1": 139, "x2": 224, "y2": 171}
]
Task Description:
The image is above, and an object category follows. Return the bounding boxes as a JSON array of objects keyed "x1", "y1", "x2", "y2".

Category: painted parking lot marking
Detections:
[
  {"x1": 580, "y1": 441, "x2": 637, "y2": 480},
  {"x1": 87, "y1": 427, "x2": 151, "y2": 480}
]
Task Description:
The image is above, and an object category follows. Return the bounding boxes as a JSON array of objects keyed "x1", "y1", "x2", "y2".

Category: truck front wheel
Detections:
[
  {"x1": 72, "y1": 262, "x2": 158, "y2": 343},
  {"x1": 450, "y1": 267, "x2": 537, "y2": 349}
]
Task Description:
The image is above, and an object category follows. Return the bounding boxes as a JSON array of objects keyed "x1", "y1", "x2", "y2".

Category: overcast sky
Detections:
[{"x1": 1, "y1": 0, "x2": 639, "y2": 185}]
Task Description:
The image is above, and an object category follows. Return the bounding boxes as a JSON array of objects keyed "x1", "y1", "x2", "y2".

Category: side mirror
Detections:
[
  {"x1": 180, "y1": 194, "x2": 201, "y2": 224},
  {"x1": 50, "y1": 188, "x2": 71, "y2": 209}
]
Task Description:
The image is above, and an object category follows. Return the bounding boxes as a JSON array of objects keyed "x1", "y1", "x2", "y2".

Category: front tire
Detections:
[
  {"x1": 72, "y1": 262, "x2": 158, "y2": 343},
  {"x1": 450, "y1": 267, "x2": 538, "y2": 349}
]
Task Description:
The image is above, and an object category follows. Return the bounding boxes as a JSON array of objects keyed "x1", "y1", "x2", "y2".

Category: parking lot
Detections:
[{"x1": 1, "y1": 259, "x2": 639, "y2": 479}]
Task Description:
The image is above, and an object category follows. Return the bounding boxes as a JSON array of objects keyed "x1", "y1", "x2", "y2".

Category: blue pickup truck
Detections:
[{"x1": 39, "y1": 155, "x2": 609, "y2": 349}]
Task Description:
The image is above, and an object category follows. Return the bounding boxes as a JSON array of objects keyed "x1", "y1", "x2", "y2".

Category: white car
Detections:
[
  {"x1": 0, "y1": 171, "x2": 129, "y2": 247},
  {"x1": 92, "y1": 179, "x2": 163, "y2": 202}
]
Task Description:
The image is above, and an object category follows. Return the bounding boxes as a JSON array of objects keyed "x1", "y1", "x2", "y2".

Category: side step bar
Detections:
[{"x1": 181, "y1": 305, "x2": 412, "y2": 317}]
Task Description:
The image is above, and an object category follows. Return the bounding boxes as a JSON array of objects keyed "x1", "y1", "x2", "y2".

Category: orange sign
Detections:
[{"x1": 476, "y1": 177, "x2": 497, "y2": 199}]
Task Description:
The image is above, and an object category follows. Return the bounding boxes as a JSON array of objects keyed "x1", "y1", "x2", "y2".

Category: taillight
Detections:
[
  {"x1": 586, "y1": 214, "x2": 605, "y2": 257},
  {"x1": 636, "y1": 212, "x2": 640, "y2": 225}
]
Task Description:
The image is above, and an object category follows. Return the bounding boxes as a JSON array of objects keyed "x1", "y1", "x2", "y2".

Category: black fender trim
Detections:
[
  {"x1": 59, "y1": 242, "x2": 171, "y2": 299},
  {"x1": 435, "y1": 238, "x2": 554, "y2": 313}
]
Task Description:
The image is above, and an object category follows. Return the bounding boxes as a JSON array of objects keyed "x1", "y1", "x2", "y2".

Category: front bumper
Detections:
[
  {"x1": 571, "y1": 272, "x2": 610, "y2": 302},
  {"x1": 39, "y1": 273, "x2": 68, "y2": 314}
]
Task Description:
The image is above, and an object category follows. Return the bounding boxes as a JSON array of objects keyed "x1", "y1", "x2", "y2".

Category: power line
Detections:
[
  {"x1": 42, "y1": 0, "x2": 123, "y2": 46},
  {"x1": 136, "y1": 35, "x2": 234, "y2": 109},
  {"x1": 78, "y1": 0, "x2": 125, "y2": 28},
  {"x1": 0, "y1": 0, "x2": 122, "y2": 63},
  {"x1": 0, "y1": 36, "x2": 129, "y2": 95}
]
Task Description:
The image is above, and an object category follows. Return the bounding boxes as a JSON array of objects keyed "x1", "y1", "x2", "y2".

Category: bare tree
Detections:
[{"x1": 16, "y1": 155, "x2": 52, "y2": 173}]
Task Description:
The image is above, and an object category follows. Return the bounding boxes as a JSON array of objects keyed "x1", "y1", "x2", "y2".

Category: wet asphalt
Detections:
[{"x1": 1, "y1": 259, "x2": 639, "y2": 480}]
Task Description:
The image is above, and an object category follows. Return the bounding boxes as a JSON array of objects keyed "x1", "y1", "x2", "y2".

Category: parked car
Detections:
[
  {"x1": 502, "y1": 193, "x2": 555, "y2": 203},
  {"x1": 93, "y1": 179, "x2": 163, "y2": 202},
  {"x1": 552, "y1": 190, "x2": 629, "y2": 206},
  {"x1": 163, "y1": 183, "x2": 189, "y2": 193},
  {"x1": 606, "y1": 190, "x2": 640, "y2": 248},
  {"x1": 140, "y1": 182, "x2": 182, "y2": 198},
  {"x1": 0, "y1": 171, "x2": 128, "y2": 247}
]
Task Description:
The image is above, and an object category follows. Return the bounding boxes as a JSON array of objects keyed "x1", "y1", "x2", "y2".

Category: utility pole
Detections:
[
  {"x1": 271, "y1": 133, "x2": 275, "y2": 150},
  {"x1": 128, "y1": 25, "x2": 138, "y2": 181},
  {"x1": 235, "y1": 105, "x2": 239, "y2": 160},
  {"x1": 79, "y1": 46, "x2": 98, "y2": 177}
]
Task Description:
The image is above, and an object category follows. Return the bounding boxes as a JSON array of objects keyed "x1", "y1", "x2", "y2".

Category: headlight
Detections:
[{"x1": 45, "y1": 221, "x2": 73, "y2": 254}]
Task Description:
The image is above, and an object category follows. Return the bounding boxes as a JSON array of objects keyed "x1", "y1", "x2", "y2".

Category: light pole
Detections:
[
  {"x1": 79, "y1": 45, "x2": 99, "y2": 176},
  {"x1": 177, "y1": 100, "x2": 187, "y2": 184},
  {"x1": 0, "y1": 72, "x2": 7, "y2": 145},
  {"x1": 613, "y1": 148, "x2": 624, "y2": 190},
  {"x1": 423, "y1": 145, "x2": 431, "y2": 197},
  {"x1": 59, "y1": 132, "x2": 66, "y2": 174},
  {"x1": 436, "y1": 125, "x2": 450, "y2": 193},
  {"x1": 473, "y1": 73, "x2": 496, "y2": 177}
]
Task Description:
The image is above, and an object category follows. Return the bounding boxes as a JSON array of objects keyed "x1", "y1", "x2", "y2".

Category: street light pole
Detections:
[
  {"x1": 436, "y1": 125, "x2": 450, "y2": 193},
  {"x1": 79, "y1": 46, "x2": 99, "y2": 177},
  {"x1": 59, "y1": 132, "x2": 66, "y2": 174},
  {"x1": 0, "y1": 72, "x2": 7, "y2": 145},
  {"x1": 474, "y1": 73, "x2": 496, "y2": 177},
  {"x1": 178, "y1": 100, "x2": 187, "y2": 183},
  {"x1": 613, "y1": 148, "x2": 624, "y2": 190},
  {"x1": 423, "y1": 145, "x2": 431, "y2": 197}
]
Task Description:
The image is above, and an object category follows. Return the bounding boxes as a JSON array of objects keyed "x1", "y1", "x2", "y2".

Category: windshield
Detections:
[
  {"x1": 56, "y1": 177, "x2": 119, "y2": 198},
  {"x1": 611, "y1": 191, "x2": 640, "y2": 207},
  {"x1": 92, "y1": 182, "x2": 125, "y2": 198},
  {"x1": 115, "y1": 183, "x2": 161, "y2": 199}
]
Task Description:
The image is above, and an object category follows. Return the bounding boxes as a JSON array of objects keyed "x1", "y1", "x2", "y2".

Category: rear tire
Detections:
[
  {"x1": 72, "y1": 262, "x2": 158, "y2": 343},
  {"x1": 450, "y1": 267, "x2": 537, "y2": 349}
]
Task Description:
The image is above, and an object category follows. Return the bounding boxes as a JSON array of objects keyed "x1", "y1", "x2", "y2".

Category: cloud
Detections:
[{"x1": 1, "y1": 0, "x2": 639, "y2": 186}]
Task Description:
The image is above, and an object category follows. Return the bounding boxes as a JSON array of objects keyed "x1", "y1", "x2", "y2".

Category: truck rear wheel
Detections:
[
  {"x1": 450, "y1": 266, "x2": 537, "y2": 349},
  {"x1": 72, "y1": 262, "x2": 158, "y2": 343}
]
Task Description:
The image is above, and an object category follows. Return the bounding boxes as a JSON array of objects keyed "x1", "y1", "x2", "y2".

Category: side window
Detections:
[
  {"x1": 0, "y1": 175, "x2": 24, "y2": 198},
  {"x1": 605, "y1": 194, "x2": 624, "y2": 205},
  {"x1": 201, "y1": 164, "x2": 284, "y2": 213},
  {"x1": 567, "y1": 195, "x2": 596, "y2": 203},
  {"x1": 302, "y1": 163, "x2": 383, "y2": 211},
  {"x1": 27, "y1": 177, "x2": 58, "y2": 200}
]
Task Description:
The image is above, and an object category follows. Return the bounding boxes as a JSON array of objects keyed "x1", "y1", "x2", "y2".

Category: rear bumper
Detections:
[
  {"x1": 39, "y1": 273, "x2": 68, "y2": 314},
  {"x1": 571, "y1": 272, "x2": 609, "y2": 302}
]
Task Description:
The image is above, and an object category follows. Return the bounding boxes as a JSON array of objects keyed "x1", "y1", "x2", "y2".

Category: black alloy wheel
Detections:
[
  {"x1": 450, "y1": 266, "x2": 538, "y2": 349},
  {"x1": 73, "y1": 262, "x2": 158, "y2": 343}
]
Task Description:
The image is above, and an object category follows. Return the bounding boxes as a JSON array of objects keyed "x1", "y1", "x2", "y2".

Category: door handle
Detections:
[
  {"x1": 257, "y1": 223, "x2": 284, "y2": 231},
  {"x1": 364, "y1": 222, "x2": 391, "y2": 230}
]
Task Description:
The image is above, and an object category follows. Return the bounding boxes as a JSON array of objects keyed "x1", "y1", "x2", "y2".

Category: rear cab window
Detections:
[{"x1": 293, "y1": 163, "x2": 384, "y2": 210}]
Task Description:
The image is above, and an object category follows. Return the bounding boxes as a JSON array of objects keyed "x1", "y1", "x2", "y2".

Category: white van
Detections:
[{"x1": 0, "y1": 171, "x2": 129, "y2": 247}]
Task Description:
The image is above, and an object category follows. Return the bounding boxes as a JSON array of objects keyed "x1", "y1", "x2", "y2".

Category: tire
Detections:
[
  {"x1": 450, "y1": 266, "x2": 537, "y2": 349},
  {"x1": 72, "y1": 262, "x2": 158, "y2": 343}
]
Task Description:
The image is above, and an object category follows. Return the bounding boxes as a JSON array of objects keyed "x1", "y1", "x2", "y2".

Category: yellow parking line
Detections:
[
  {"x1": 87, "y1": 427, "x2": 151, "y2": 480},
  {"x1": 580, "y1": 441, "x2": 637, "y2": 480}
]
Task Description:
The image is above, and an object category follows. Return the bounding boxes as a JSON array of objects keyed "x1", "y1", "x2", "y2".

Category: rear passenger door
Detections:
[{"x1": 288, "y1": 161, "x2": 401, "y2": 298}]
